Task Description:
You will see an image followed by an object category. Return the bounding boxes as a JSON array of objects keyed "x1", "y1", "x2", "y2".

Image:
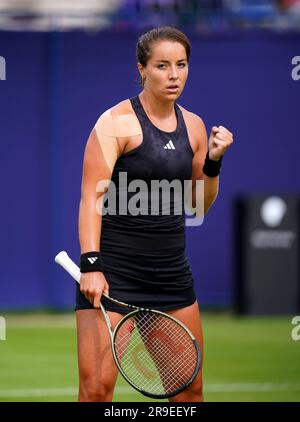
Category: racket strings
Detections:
[
  {"x1": 114, "y1": 311, "x2": 198, "y2": 396},
  {"x1": 118, "y1": 315, "x2": 196, "y2": 393},
  {"x1": 135, "y1": 315, "x2": 196, "y2": 381}
]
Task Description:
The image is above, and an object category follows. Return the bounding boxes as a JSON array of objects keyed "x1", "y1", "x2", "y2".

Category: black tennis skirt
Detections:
[
  {"x1": 76, "y1": 213, "x2": 197, "y2": 314},
  {"x1": 75, "y1": 231, "x2": 196, "y2": 314}
]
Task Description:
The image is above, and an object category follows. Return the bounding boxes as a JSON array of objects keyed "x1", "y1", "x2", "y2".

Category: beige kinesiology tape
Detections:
[
  {"x1": 95, "y1": 109, "x2": 143, "y2": 138},
  {"x1": 94, "y1": 109, "x2": 143, "y2": 173},
  {"x1": 94, "y1": 109, "x2": 143, "y2": 215}
]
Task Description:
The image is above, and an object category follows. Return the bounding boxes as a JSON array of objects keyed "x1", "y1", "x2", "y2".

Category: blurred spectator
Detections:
[
  {"x1": 276, "y1": 0, "x2": 300, "y2": 12},
  {"x1": 0, "y1": 0, "x2": 299, "y2": 32},
  {"x1": 275, "y1": 0, "x2": 300, "y2": 28}
]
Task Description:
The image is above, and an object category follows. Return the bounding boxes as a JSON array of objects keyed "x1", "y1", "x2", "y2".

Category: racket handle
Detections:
[
  {"x1": 55, "y1": 251, "x2": 132, "y2": 309},
  {"x1": 54, "y1": 250, "x2": 110, "y2": 300},
  {"x1": 54, "y1": 250, "x2": 81, "y2": 283},
  {"x1": 55, "y1": 251, "x2": 112, "y2": 331}
]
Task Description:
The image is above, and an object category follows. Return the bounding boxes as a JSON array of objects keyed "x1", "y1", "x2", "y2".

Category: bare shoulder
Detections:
[
  {"x1": 178, "y1": 104, "x2": 205, "y2": 130},
  {"x1": 110, "y1": 99, "x2": 136, "y2": 117},
  {"x1": 94, "y1": 99, "x2": 136, "y2": 122},
  {"x1": 94, "y1": 98, "x2": 140, "y2": 135},
  {"x1": 177, "y1": 104, "x2": 207, "y2": 153},
  {"x1": 94, "y1": 99, "x2": 142, "y2": 157}
]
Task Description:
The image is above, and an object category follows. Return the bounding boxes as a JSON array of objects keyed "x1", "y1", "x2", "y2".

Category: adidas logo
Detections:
[
  {"x1": 87, "y1": 257, "x2": 98, "y2": 264},
  {"x1": 164, "y1": 140, "x2": 176, "y2": 150}
]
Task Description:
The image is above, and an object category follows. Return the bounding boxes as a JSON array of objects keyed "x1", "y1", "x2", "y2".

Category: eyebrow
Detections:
[{"x1": 154, "y1": 59, "x2": 187, "y2": 63}]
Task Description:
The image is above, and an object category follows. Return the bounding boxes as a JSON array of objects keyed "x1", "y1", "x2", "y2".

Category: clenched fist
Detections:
[{"x1": 208, "y1": 126, "x2": 233, "y2": 161}]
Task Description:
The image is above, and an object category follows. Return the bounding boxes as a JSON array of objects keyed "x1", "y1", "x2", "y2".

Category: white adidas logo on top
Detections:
[
  {"x1": 164, "y1": 140, "x2": 176, "y2": 150},
  {"x1": 87, "y1": 257, "x2": 98, "y2": 264}
]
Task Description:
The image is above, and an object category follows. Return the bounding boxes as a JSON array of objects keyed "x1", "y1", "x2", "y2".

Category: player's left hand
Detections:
[{"x1": 208, "y1": 126, "x2": 233, "y2": 161}]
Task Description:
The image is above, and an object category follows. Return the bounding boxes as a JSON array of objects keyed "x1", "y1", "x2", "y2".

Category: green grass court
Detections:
[{"x1": 0, "y1": 312, "x2": 299, "y2": 402}]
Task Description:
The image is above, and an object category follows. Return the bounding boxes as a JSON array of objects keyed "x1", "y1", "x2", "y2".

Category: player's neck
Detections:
[{"x1": 139, "y1": 90, "x2": 175, "y2": 121}]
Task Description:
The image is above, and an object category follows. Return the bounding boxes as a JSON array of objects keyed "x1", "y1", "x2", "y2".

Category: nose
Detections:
[{"x1": 169, "y1": 65, "x2": 179, "y2": 80}]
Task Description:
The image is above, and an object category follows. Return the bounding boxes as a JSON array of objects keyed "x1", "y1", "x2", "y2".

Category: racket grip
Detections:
[
  {"x1": 55, "y1": 250, "x2": 111, "y2": 302},
  {"x1": 54, "y1": 251, "x2": 81, "y2": 283}
]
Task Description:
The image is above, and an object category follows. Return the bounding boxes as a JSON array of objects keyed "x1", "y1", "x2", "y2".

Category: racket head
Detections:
[{"x1": 111, "y1": 309, "x2": 201, "y2": 399}]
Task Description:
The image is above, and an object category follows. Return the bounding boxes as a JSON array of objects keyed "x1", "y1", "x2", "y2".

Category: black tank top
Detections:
[{"x1": 100, "y1": 95, "x2": 194, "y2": 252}]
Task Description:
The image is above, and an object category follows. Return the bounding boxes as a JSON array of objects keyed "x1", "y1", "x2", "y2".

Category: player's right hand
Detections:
[{"x1": 79, "y1": 272, "x2": 109, "y2": 308}]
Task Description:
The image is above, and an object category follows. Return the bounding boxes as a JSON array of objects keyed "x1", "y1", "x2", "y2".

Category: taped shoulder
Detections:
[
  {"x1": 92, "y1": 108, "x2": 142, "y2": 173},
  {"x1": 94, "y1": 109, "x2": 142, "y2": 139}
]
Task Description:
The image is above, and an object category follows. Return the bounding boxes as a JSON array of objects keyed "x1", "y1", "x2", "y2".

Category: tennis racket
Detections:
[{"x1": 55, "y1": 250, "x2": 201, "y2": 399}]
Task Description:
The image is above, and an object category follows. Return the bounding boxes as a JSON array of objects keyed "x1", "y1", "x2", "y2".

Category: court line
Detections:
[{"x1": 1, "y1": 383, "x2": 300, "y2": 398}]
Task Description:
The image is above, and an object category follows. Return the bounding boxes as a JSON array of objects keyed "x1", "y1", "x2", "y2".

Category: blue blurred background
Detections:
[{"x1": 0, "y1": 0, "x2": 299, "y2": 311}]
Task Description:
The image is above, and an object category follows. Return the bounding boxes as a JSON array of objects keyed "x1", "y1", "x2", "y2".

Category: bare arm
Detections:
[
  {"x1": 78, "y1": 122, "x2": 120, "y2": 307},
  {"x1": 191, "y1": 117, "x2": 219, "y2": 214},
  {"x1": 191, "y1": 115, "x2": 233, "y2": 215},
  {"x1": 78, "y1": 128, "x2": 113, "y2": 252}
]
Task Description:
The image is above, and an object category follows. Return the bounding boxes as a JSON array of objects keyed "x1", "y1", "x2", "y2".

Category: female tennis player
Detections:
[{"x1": 76, "y1": 26, "x2": 233, "y2": 402}]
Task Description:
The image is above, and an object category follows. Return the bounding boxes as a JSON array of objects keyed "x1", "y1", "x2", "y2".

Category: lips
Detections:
[{"x1": 166, "y1": 85, "x2": 179, "y2": 93}]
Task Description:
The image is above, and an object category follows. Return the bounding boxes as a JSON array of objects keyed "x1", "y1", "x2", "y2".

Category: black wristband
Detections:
[
  {"x1": 80, "y1": 251, "x2": 104, "y2": 273},
  {"x1": 203, "y1": 151, "x2": 223, "y2": 177}
]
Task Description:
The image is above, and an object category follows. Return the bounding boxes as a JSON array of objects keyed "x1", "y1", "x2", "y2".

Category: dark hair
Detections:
[{"x1": 136, "y1": 26, "x2": 191, "y2": 86}]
